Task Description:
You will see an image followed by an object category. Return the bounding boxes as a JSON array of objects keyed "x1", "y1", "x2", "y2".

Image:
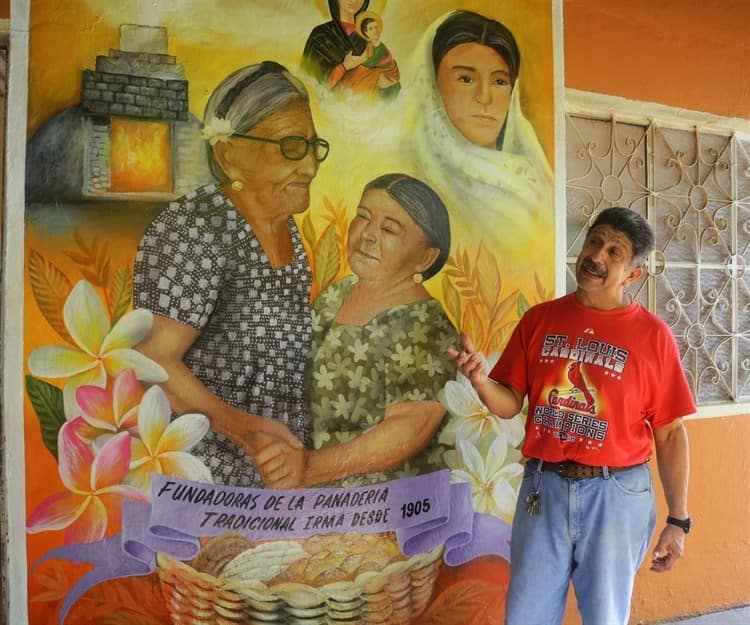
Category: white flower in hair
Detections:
[{"x1": 201, "y1": 117, "x2": 234, "y2": 145}]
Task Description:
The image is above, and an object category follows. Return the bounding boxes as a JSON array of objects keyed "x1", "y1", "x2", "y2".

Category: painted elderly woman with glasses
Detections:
[{"x1": 133, "y1": 61, "x2": 328, "y2": 488}]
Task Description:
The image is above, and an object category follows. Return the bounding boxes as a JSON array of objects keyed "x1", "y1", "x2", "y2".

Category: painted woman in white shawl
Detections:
[{"x1": 404, "y1": 10, "x2": 554, "y2": 293}]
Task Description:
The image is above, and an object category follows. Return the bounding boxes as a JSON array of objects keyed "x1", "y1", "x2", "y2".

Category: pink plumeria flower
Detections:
[
  {"x1": 127, "y1": 385, "x2": 213, "y2": 492},
  {"x1": 26, "y1": 423, "x2": 150, "y2": 544},
  {"x1": 74, "y1": 368, "x2": 144, "y2": 450},
  {"x1": 27, "y1": 280, "x2": 168, "y2": 419}
]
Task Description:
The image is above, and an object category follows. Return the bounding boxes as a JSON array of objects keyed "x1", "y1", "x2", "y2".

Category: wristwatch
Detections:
[{"x1": 666, "y1": 515, "x2": 692, "y2": 533}]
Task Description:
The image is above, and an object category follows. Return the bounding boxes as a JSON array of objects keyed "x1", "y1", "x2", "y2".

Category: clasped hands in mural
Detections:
[{"x1": 251, "y1": 430, "x2": 306, "y2": 489}]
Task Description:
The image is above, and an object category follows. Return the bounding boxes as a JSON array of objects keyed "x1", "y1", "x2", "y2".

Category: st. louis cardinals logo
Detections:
[
  {"x1": 567, "y1": 361, "x2": 595, "y2": 408},
  {"x1": 534, "y1": 359, "x2": 608, "y2": 445}
]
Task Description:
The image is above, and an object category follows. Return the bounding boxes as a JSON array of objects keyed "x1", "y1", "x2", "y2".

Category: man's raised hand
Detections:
[{"x1": 447, "y1": 332, "x2": 489, "y2": 384}]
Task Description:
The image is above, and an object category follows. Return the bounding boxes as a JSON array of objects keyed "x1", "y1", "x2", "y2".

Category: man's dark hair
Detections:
[{"x1": 589, "y1": 207, "x2": 655, "y2": 264}]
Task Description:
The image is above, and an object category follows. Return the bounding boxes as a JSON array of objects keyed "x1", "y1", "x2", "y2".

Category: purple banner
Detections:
[
  {"x1": 35, "y1": 470, "x2": 511, "y2": 624},
  {"x1": 149, "y1": 470, "x2": 452, "y2": 537}
]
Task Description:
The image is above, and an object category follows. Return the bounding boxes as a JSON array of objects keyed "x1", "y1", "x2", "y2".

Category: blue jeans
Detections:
[{"x1": 505, "y1": 461, "x2": 656, "y2": 625}]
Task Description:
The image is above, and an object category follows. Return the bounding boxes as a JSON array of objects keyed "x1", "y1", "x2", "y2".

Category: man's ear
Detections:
[{"x1": 623, "y1": 264, "x2": 644, "y2": 289}]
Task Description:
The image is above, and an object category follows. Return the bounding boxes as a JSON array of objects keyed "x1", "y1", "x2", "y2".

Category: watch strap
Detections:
[{"x1": 666, "y1": 515, "x2": 691, "y2": 533}]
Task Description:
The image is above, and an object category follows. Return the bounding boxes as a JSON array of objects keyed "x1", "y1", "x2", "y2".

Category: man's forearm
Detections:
[
  {"x1": 654, "y1": 418, "x2": 690, "y2": 518},
  {"x1": 473, "y1": 378, "x2": 524, "y2": 419}
]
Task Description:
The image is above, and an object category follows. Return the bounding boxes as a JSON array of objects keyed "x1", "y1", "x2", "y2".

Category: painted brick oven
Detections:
[{"x1": 27, "y1": 24, "x2": 211, "y2": 203}]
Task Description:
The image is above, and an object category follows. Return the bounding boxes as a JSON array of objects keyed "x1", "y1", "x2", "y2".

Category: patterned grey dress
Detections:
[{"x1": 133, "y1": 183, "x2": 312, "y2": 487}]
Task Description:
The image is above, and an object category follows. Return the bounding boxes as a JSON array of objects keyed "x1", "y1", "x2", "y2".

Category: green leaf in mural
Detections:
[
  {"x1": 517, "y1": 292, "x2": 531, "y2": 318},
  {"x1": 301, "y1": 212, "x2": 317, "y2": 252},
  {"x1": 25, "y1": 375, "x2": 66, "y2": 460},
  {"x1": 442, "y1": 274, "x2": 462, "y2": 330},
  {"x1": 109, "y1": 264, "x2": 133, "y2": 325},
  {"x1": 314, "y1": 223, "x2": 342, "y2": 293}
]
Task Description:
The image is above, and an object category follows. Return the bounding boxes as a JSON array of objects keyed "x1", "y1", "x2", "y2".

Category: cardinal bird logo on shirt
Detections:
[{"x1": 567, "y1": 362, "x2": 595, "y2": 407}]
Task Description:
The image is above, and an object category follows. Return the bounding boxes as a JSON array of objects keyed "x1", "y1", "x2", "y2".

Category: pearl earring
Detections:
[
  {"x1": 231, "y1": 180, "x2": 244, "y2": 192},
  {"x1": 413, "y1": 272, "x2": 423, "y2": 284}
]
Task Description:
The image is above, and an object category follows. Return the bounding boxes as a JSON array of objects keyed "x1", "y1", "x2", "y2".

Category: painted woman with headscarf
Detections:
[
  {"x1": 402, "y1": 10, "x2": 554, "y2": 293},
  {"x1": 301, "y1": 0, "x2": 371, "y2": 86}
]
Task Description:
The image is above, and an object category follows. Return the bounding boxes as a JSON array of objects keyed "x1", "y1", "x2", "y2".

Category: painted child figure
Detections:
[{"x1": 328, "y1": 11, "x2": 401, "y2": 99}]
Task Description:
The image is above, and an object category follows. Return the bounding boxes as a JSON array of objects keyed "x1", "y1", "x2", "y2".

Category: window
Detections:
[{"x1": 566, "y1": 92, "x2": 750, "y2": 405}]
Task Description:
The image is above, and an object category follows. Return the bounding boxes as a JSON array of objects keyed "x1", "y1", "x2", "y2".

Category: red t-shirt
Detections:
[{"x1": 489, "y1": 293, "x2": 696, "y2": 466}]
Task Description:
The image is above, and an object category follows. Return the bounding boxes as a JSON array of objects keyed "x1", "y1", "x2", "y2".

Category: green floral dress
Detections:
[{"x1": 306, "y1": 276, "x2": 459, "y2": 486}]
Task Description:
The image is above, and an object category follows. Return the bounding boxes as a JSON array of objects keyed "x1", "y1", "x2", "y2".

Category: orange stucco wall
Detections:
[
  {"x1": 564, "y1": 0, "x2": 750, "y2": 120},
  {"x1": 564, "y1": 1, "x2": 750, "y2": 622},
  {"x1": 633, "y1": 418, "x2": 750, "y2": 621}
]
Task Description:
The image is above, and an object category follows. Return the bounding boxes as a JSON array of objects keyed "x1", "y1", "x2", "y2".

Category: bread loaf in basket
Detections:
[{"x1": 157, "y1": 531, "x2": 443, "y2": 624}]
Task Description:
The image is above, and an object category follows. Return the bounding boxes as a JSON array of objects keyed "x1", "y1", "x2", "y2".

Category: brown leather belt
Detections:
[{"x1": 530, "y1": 459, "x2": 646, "y2": 479}]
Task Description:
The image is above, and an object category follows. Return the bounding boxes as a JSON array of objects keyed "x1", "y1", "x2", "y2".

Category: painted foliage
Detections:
[{"x1": 24, "y1": 0, "x2": 557, "y2": 623}]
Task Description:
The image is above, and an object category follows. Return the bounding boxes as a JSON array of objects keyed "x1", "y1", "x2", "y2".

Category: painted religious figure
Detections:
[
  {"x1": 327, "y1": 11, "x2": 401, "y2": 99},
  {"x1": 301, "y1": 0, "x2": 371, "y2": 87}
]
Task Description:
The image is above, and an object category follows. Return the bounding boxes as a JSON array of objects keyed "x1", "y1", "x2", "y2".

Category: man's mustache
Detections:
[{"x1": 581, "y1": 258, "x2": 606, "y2": 277}]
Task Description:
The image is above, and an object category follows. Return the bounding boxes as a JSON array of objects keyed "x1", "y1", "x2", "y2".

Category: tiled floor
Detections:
[{"x1": 656, "y1": 605, "x2": 750, "y2": 625}]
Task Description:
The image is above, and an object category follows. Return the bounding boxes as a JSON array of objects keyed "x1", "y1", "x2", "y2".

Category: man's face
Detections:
[{"x1": 575, "y1": 224, "x2": 643, "y2": 308}]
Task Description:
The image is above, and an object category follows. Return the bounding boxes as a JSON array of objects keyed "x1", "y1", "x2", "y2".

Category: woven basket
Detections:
[{"x1": 157, "y1": 537, "x2": 443, "y2": 625}]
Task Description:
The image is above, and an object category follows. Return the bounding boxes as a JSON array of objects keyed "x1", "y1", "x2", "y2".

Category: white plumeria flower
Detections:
[
  {"x1": 201, "y1": 116, "x2": 234, "y2": 145},
  {"x1": 27, "y1": 280, "x2": 168, "y2": 419},
  {"x1": 447, "y1": 434, "x2": 524, "y2": 522},
  {"x1": 440, "y1": 351, "x2": 525, "y2": 448},
  {"x1": 126, "y1": 385, "x2": 213, "y2": 492}
]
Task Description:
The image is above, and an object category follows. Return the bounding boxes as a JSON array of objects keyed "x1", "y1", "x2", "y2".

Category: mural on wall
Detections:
[{"x1": 23, "y1": 0, "x2": 557, "y2": 623}]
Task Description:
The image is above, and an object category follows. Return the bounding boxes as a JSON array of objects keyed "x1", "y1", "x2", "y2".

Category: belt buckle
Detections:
[{"x1": 565, "y1": 462, "x2": 597, "y2": 479}]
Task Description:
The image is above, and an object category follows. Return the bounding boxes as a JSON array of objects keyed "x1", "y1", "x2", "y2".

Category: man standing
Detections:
[{"x1": 448, "y1": 207, "x2": 694, "y2": 625}]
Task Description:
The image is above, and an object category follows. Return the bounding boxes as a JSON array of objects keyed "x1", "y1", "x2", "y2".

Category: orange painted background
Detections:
[{"x1": 564, "y1": 1, "x2": 750, "y2": 622}]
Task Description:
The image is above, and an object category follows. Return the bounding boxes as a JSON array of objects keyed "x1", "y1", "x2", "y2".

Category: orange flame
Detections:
[{"x1": 110, "y1": 118, "x2": 172, "y2": 193}]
